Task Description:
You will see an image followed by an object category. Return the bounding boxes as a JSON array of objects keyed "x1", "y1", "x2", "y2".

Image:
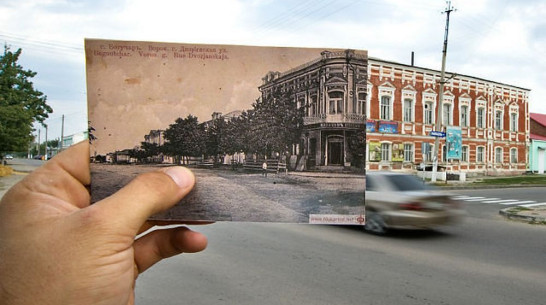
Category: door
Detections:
[{"x1": 327, "y1": 137, "x2": 344, "y2": 165}]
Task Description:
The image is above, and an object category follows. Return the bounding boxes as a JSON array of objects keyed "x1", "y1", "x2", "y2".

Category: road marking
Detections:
[
  {"x1": 509, "y1": 201, "x2": 536, "y2": 205},
  {"x1": 465, "y1": 197, "x2": 499, "y2": 202},
  {"x1": 521, "y1": 202, "x2": 546, "y2": 208},
  {"x1": 494, "y1": 200, "x2": 521, "y2": 205},
  {"x1": 452, "y1": 196, "x2": 544, "y2": 207},
  {"x1": 452, "y1": 195, "x2": 473, "y2": 199},
  {"x1": 459, "y1": 197, "x2": 487, "y2": 201}
]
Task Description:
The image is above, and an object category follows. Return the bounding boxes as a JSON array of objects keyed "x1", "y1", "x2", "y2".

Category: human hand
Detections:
[{"x1": 0, "y1": 142, "x2": 208, "y2": 305}]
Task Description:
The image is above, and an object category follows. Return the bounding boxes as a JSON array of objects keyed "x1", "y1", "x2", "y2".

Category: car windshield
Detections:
[{"x1": 386, "y1": 175, "x2": 429, "y2": 191}]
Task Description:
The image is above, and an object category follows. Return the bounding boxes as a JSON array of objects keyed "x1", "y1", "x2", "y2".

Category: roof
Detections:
[
  {"x1": 530, "y1": 113, "x2": 546, "y2": 127},
  {"x1": 531, "y1": 134, "x2": 546, "y2": 141},
  {"x1": 369, "y1": 57, "x2": 531, "y2": 92}
]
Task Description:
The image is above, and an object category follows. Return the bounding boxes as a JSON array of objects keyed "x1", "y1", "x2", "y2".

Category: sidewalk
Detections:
[{"x1": 0, "y1": 172, "x2": 26, "y2": 199}]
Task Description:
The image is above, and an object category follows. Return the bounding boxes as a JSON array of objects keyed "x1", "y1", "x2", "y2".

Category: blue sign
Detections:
[
  {"x1": 366, "y1": 120, "x2": 377, "y2": 133},
  {"x1": 446, "y1": 127, "x2": 462, "y2": 159},
  {"x1": 378, "y1": 121, "x2": 398, "y2": 134},
  {"x1": 430, "y1": 131, "x2": 446, "y2": 137}
]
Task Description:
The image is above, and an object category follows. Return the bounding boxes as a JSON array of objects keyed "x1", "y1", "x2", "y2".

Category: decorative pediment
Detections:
[
  {"x1": 325, "y1": 76, "x2": 347, "y2": 85},
  {"x1": 379, "y1": 81, "x2": 395, "y2": 89},
  {"x1": 402, "y1": 84, "x2": 416, "y2": 92},
  {"x1": 459, "y1": 92, "x2": 471, "y2": 99},
  {"x1": 402, "y1": 85, "x2": 417, "y2": 100},
  {"x1": 423, "y1": 88, "x2": 437, "y2": 95}
]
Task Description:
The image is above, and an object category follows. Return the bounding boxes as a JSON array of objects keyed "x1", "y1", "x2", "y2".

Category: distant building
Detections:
[
  {"x1": 143, "y1": 129, "x2": 172, "y2": 163},
  {"x1": 529, "y1": 113, "x2": 546, "y2": 174},
  {"x1": 62, "y1": 131, "x2": 89, "y2": 148}
]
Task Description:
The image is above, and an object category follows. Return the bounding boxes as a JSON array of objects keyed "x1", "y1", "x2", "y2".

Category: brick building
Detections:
[{"x1": 366, "y1": 58, "x2": 530, "y2": 176}]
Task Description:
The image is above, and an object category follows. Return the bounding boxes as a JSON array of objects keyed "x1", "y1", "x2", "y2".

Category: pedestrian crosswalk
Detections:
[{"x1": 452, "y1": 195, "x2": 546, "y2": 208}]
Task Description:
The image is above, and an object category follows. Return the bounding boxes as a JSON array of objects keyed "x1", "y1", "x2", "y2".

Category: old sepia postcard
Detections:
[{"x1": 86, "y1": 39, "x2": 367, "y2": 224}]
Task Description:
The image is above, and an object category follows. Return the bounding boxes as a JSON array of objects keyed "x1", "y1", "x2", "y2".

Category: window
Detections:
[
  {"x1": 510, "y1": 113, "x2": 518, "y2": 132},
  {"x1": 460, "y1": 105, "x2": 469, "y2": 127},
  {"x1": 495, "y1": 147, "x2": 503, "y2": 163},
  {"x1": 477, "y1": 146, "x2": 484, "y2": 163},
  {"x1": 357, "y1": 92, "x2": 366, "y2": 115},
  {"x1": 381, "y1": 143, "x2": 391, "y2": 161},
  {"x1": 462, "y1": 146, "x2": 468, "y2": 162},
  {"x1": 309, "y1": 95, "x2": 317, "y2": 116},
  {"x1": 424, "y1": 102, "x2": 434, "y2": 124},
  {"x1": 510, "y1": 148, "x2": 517, "y2": 163},
  {"x1": 404, "y1": 143, "x2": 413, "y2": 162},
  {"x1": 403, "y1": 99, "x2": 413, "y2": 122},
  {"x1": 495, "y1": 111, "x2": 503, "y2": 129},
  {"x1": 442, "y1": 103, "x2": 452, "y2": 126},
  {"x1": 477, "y1": 107, "x2": 485, "y2": 128},
  {"x1": 380, "y1": 96, "x2": 391, "y2": 120},
  {"x1": 329, "y1": 91, "x2": 343, "y2": 114}
]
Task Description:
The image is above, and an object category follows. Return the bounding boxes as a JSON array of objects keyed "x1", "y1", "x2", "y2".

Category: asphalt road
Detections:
[
  {"x1": 135, "y1": 204, "x2": 546, "y2": 305},
  {"x1": 449, "y1": 187, "x2": 546, "y2": 219},
  {"x1": 1, "y1": 161, "x2": 545, "y2": 304}
]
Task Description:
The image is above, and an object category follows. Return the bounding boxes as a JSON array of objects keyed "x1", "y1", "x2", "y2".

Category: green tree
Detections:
[
  {"x1": 249, "y1": 88, "x2": 305, "y2": 168},
  {"x1": 347, "y1": 130, "x2": 366, "y2": 170},
  {"x1": 0, "y1": 46, "x2": 52, "y2": 152},
  {"x1": 163, "y1": 115, "x2": 205, "y2": 164},
  {"x1": 139, "y1": 141, "x2": 161, "y2": 163},
  {"x1": 30, "y1": 139, "x2": 60, "y2": 157},
  {"x1": 205, "y1": 117, "x2": 227, "y2": 165}
]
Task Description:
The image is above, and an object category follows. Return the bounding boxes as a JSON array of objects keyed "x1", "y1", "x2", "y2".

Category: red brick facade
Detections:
[{"x1": 366, "y1": 59, "x2": 530, "y2": 176}]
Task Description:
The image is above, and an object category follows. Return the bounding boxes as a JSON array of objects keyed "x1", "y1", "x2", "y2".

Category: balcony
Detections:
[{"x1": 303, "y1": 113, "x2": 366, "y2": 125}]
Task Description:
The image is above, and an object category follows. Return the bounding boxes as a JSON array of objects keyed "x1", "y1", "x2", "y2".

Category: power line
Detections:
[{"x1": 0, "y1": 32, "x2": 83, "y2": 54}]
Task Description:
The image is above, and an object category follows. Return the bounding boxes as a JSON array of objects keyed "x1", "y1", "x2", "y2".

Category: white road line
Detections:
[
  {"x1": 510, "y1": 201, "x2": 536, "y2": 205},
  {"x1": 459, "y1": 197, "x2": 487, "y2": 201},
  {"x1": 465, "y1": 197, "x2": 499, "y2": 202},
  {"x1": 483, "y1": 199, "x2": 520, "y2": 204},
  {"x1": 500, "y1": 200, "x2": 524, "y2": 205},
  {"x1": 521, "y1": 202, "x2": 546, "y2": 208},
  {"x1": 452, "y1": 196, "x2": 472, "y2": 199}
]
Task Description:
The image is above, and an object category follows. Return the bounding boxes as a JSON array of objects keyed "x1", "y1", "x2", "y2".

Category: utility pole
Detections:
[
  {"x1": 45, "y1": 125, "x2": 48, "y2": 160},
  {"x1": 60, "y1": 114, "x2": 65, "y2": 151},
  {"x1": 37, "y1": 129, "x2": 41, "y2": 157},
  {"x1": 431, "y1": 1, "x2": 455, "y2": 183}
]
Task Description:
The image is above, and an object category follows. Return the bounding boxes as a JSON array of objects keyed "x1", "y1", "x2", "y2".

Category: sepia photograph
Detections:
[{"x1": 86, "y1": 39, "x2": 367, "y2": 224}]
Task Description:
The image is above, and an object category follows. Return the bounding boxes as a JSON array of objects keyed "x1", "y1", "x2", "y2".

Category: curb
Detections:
[{"x1": 499, "y1": 208, "x2": 546, "y2": 224}]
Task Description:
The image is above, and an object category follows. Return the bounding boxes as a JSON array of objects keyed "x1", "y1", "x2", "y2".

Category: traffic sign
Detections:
[{"x1": 429, "y1": 131, "x2": 446, "y2": 137}]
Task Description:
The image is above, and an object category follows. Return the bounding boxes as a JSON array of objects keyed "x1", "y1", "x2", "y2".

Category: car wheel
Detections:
[{"x1": 364, "y1": 212, "x2": 387, "y2": 235}]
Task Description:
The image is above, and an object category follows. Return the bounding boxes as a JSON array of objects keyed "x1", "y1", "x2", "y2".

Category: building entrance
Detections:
[{"x1": 327, "y1": 136, "x2": 344, "y2": 165}]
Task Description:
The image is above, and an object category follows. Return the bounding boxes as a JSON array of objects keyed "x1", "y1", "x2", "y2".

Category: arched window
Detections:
[{"x1": 495, "y1": 147, "x2": 503, "y2": 163}]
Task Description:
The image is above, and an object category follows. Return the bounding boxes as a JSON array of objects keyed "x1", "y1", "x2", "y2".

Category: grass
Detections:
[
  {"x1": 0, "y1": 165, "x2": 13, "y2": 177},
  {"x1": 507, "y1": 206, "x2": 533, "y2": 213},
  {"x1": 473, "y1": 175, "x2": 546, "y2": 185}
]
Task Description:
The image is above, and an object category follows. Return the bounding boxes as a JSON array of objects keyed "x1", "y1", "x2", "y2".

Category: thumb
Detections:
[{"x1": 91, "y1": 167, "x2": 195, "y2": 233}]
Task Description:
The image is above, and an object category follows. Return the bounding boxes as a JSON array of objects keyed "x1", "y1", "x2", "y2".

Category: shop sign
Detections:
[{"x1": 378, "y1": 121, "x2": 398, "y2": 134}]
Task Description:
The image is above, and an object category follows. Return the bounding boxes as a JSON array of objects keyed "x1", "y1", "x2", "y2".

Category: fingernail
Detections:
[{"x1": 164, "y1": 167, "x2": 194, "y2": 189}]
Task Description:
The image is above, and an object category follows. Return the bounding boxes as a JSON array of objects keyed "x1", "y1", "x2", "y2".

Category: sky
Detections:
[{"x1": 1, "y1": 0, "x2": 545, "y2": 144}]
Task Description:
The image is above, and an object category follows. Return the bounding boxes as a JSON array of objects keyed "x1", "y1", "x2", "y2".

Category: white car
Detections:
[{"x1": 365, "y1": 171, "x2": 465, "y2": 234}]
